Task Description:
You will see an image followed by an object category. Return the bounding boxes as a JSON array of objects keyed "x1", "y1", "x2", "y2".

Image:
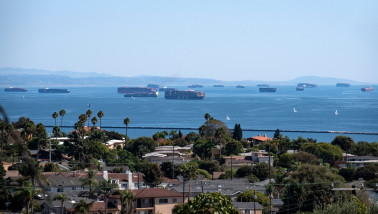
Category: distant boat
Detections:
[
  {"x1": 4, "y1": 87, "x2": 27, "y2": 92},
  {"x1": 87, "y1": 103, "x2": 91, "y2": 108},
  {"x1": 259, "y1": 87, "x2": 277, "y2": 92},
  {"x1": 226, "y1": 115, "x2": 230, "y2": 120},
  {"x1": 147, "y1": 84, "x2": 159, "y2": 89},
  {"x1": 38, "y1": 88, "x2": 70, "y2": 93},
  {"x1": 336, "y1": 83, "x2": 350, "y2": 87},
  {"x1": 213, "y1": 84, "x2": 224, "y2": 87},
  {"x1": 361, "y1": 86, "x2": 373, "y2": 92},
  {"x1": 293, "y1": 108, "x2": 297, "y2": 113},
  {"x1": 335, "y1": 110, "x2": 338, "y2": 116},
  {"x1": 236, "y1": 85, "x2": 245, "y2": 88},
  {"x1": 188, "y1": 84, "x2": 203, "y2": 88},
  {"x1": 296, "y1": 86, "x2": 304, "y2": 91},
  {"x1": 297, "y1": 83, "x2": 317, "y2": 88}
]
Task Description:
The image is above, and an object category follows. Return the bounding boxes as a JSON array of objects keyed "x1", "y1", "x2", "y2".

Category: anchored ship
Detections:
[
  {"x1": 188, "y1": 84, "x2": 203, "y2": 88},
  {"x1": 336, "y1": 83, "x2": 350, "y2": 87},
  {"x1": 147, "y1": 84, "x2": 159, "y2": 89},
  {"x1": 165, "y1": 89, "x2": 205, "y2": 100},
  {"x1": 118, "y1": 87, "x2": 158, "y2": 97},
  {"x1": 4, "y1": 87, "x2": 27, "y2": 92},
  {"x1": 297, "y1": 83, "x2": 317, "y2": 88},
  {"x1": 38, "y1": 88, "x2": 70, "y2": 93},
  {"x1": 213, "y1": 84, "x2": 224, "y2": 87},
  {"x1": 259, "y1": 87, "x2": 277, "y2": 92},
  {"x1": 361, "y1": 87, "x2": 373, "y2": 92}
]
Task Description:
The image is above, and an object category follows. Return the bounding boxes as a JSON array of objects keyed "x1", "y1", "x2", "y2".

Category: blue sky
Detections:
[{"x1": 0, "y1": 0, "x2": 377, "y2": 82}]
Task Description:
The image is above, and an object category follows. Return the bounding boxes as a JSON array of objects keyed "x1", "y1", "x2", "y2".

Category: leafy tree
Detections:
[
  {"x1": 0, "y1": 162, "x2": 10, "y2": 210},
  {"x1": 331, "y1": 135, "x2": 355, "y2": 152},
  {"x1": 204, "y1": 113, "x2": 211, "y2": 121},
  {"x1": 292, "y1": 152, "x2": 319, "y2": 165},
  {"x1": 200, "y1": 116, "x2": 231, "y2": 139},
  {"x1": 356, "y1": 163, "x2": 378, "y2": 180},
  {"x1": 152, "y1": 130, "x2": 168, "y2": 140},
  {"x1": 232, "y1": 124, "x2": 243, "y2": 141},
  {"x1": 214, "y1": 127, "x2": 227, "y2": 156},
  {"x1": 312, "y1": 197, "x2": 366, "y2": 214},
  {"x1": 352, "y1": 141, "x2": 377, "y2": 156},
  {"x1": 78, "y1": 114, "x2": 88, "y2": 124},
  {"x1": 273, "y1": 129, "x2": 282, "y2": 139},
  {"x1": 277, "y1": 153, "x2": 295, "y2": 169},
  {"x1": 120, "y1": 190, "x2": 134, "y2": 214},
  {"x1": 10, "y1": 181, "x2": 36, "y2": 214},
  {"x1": 142, "y1": 163, "x2": 163, "y2": 187},
  {"x1": 91, "y1": 116, "x2": 98, "y2": 128},
  {"x1": 196, "y1": 160, "x2": 221, "y2": 174},
  {"x1": 86, "y1": 140, "x2": 109, "y2": 160},
  {"x1": 125, "y1": 137, "x2": 158, "y2": 158},
  {"x1": 223, "y1": 140, "x2": 244, "y2": 156},
  {"x1": 303, "y1": 143, "x2": 343, "y2": 166},
  {"x1": 59, "y1": 109, "x2": 66, "y2": 126},
  {"x1": 13, "y1": 117, "x2": 36, "y2": 141},
  {"x1": 96, "y1": 180, "x2": 118, "y2": 214},
  {"x1": 235, "y1": 165, "x2": 253, "y2": 178},
  {"x1": 160, "y1": 161, "x2": 179, "y2": 179},
  {"x1": 97, "y1": 110, "x2": 104, "y2": 129},
  {"x1": 237, "y1": 189, "x2": 270, "y2": 211},
  {"x1": 176, "y1": 192, "x2": 238, "y2": 214},
  {"x1": 44, "y1": 162, "x2": 61, "y2": 172},
  {"x1": 74, "y1": 200, "x2": 94, "y2": 214},
  {"x1": 193, "y1": 139, "x2": 214, "y2": 160},
  {"x1": 252, "y1": 162, "x2": 272, "y2": 180},
  {"x1": 197, "y1": 169, "x2": 211, "y2": 179},
  {"x1": 185, "y1": 132, "x2": 199, "y2": 144},
  {"x1": 291, "y1": 136, "x2": 309, "y2": 151},
  {"x1": 52, "y1": 112, "x2": 58, "y2": 126},
  {"x1": 339, "y1": 167, "x2": 356, "y2": 182},
  {"x1": 53, "y1": 193, "x2": 71, "y2": 214},
  {"x1": 178, "y1": 162, "x2": 199, "y2": 199},
  {"x1": 105, "y1": 130, "x2": 123, "y2": 140},
  {"x1": 280, "y1": 164, "x2": 345, "y2": 213},
  {"x1": 80, "y1": 169, "x2": 98, "y2": 198},
  {"x1": 86, "y1": 109, "x2": 92, "y2": 127},
  {"x1": 123, "y1": 117, "x2": 130, "y2": 140}
]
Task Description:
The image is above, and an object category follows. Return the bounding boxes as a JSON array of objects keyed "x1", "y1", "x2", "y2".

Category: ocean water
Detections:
[{"x1": 1, "y1": 85, "x2": 377, "y2": 142}]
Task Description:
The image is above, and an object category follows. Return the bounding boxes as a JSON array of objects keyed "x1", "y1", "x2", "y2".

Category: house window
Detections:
[
  {"x1": 57, "y1": 186, "x2": 63, "y2": 192},
  {"x1": 172, "y1": 198, "x2": 177, "y2": 203},
  {"x1": 122, "y1": 183, "x2": 128, "y2": 188},
  {"x1": 159, "y1": 198, "x2": 168, "y2": 204},
  {"x1": 244, "y1": 210, "x2": 251, "y2": 214}
]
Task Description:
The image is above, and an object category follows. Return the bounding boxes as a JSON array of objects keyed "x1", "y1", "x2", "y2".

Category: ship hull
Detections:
[
  {"x1": 4, "y1": 87, "x2": 27, "y2": 92},
  {"x1": 259, "y1": 87, "x2": 277, "y2": 92},
  {"x1": 165, "y1": 90, "x2": 205, "y2": 100},
  {"x1": 38, "y1": 89, "x2": 70, "y2": 93}
]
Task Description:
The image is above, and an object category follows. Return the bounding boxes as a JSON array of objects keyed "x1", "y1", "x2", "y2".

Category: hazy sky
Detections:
[{"x1": 0, "y1": 0, "x2": 377, "y2": 82}]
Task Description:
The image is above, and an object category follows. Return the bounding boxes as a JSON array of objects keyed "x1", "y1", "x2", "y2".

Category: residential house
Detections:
[
  {"x1": 105, "y1": 139, "x2": 125, "y2": 149},
  {"x1": 109, "y1": 188, "x2": 186, "y2": 214},
  {"x1": 105, "y1": 171, "x2": 145, "y2": 190},
  {"x1": 66, "y1": 201, "x2": 119, "y2": 214},
  {"x1": 232, "y1": 202, "x2": 263, "y2": 214},
  {"x1": 247, "y1": 135, "x2": 272, "y2": 145}
]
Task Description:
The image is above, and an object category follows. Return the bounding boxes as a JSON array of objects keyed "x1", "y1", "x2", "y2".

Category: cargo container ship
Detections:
[
  {"x1": 165, "y1": 89, "x2": 205, "y2": 100},
  {"x1": 259, "y1": 87, "x2": 277, "y2": 92},
  {"x1": 4, "y1": 87, "x2": 27, "y2": 92},
  {"x1": 361, "y1": 86, "x2": 373, "y2": 92},
  {"x1": 147, "y1": 84, "x2": 159, "y2": 88},
  {"x1": 188, "y1": 84, "x2": 203, "y2": 88},
  {"x1": 236, "y1": 85, "x2": 245, "y2": 88},
  {"x1": 213, "y1": 84, "x2": 224, "y2": 87},
  {"x1": 297, "y1": 83, "x2": 317, "y2": 88},
  {"x1": 38, "y1": 88, "x2": 70, "y2": 93},
  {"x1": 118, "y1": 87, "x2": 158, "y2": 97},
  {"x1": 336, "y1": 83, "x2": 351, "y2": 87}
]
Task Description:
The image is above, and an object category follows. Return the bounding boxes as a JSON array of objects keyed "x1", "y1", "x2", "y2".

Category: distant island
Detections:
[{"x1": 0, "y1": 67, "x2": 373, "y2": 87}]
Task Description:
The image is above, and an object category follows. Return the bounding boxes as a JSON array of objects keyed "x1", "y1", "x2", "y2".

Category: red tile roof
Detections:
[
  {"x1": 162, "y1": 177, "x2": 180, "y2": 184},
  {"x1": 67, "y1": 201, "x2": 118, "y2": 212},
  {"x1": 248, "y1": 136, "x2": 272, "y2": 142}
]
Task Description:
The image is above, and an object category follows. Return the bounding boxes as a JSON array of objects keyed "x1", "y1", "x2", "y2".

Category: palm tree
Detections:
[
  {"x1": 215, "y1": 127, "x2": 226, "y2": 157},
  {"x1": 86, "y1": 109, "x2": 92, "y2": 127},
  {"x1": 96, "y1": 180, "x2": 118, "y2": 214},
  {"x1": 74, "y1": 199, "x2": 94, "y2": 214},
  {"x1": 123, "y1": 117, "x2": 130, "y2": 141},
  {"x1": 91, "y1": 117, "x2": 98, "y2": 128},
  {"x1": 79, "y1": 169, "x2": 98, "y2": 198},
  {"x1": 17, "y1": 158, "x2": 50, "y2": 214},
  {"x1": 178, "y1": 162, "x2": 199, "y2": 201},
  {"x1": 52, "y1": 112, "x2": 58, "y2": 126},
  {"x1": 59, "y1": 109, "x2": 66, "y2": 126},
  {"x1": 97, "y1": 110, "x2": 104, "y2": 129},
  {"x1": 120, "y1": 190, "x2": 134, "y2": 214},
  {"x1": 53, "y1": 193, "x2": 71, "y2": 214},
  {"x1": 204, "y1": 113, "x2": 211, "y2": 121}
]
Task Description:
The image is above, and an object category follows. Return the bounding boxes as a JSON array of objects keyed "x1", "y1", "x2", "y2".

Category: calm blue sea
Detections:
[{"x1": 1, "y1": 85, "x2": 377, "y2": 142}]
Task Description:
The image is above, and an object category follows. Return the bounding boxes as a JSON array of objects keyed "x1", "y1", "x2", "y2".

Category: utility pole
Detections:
[
  {"x1": 230, "y1": 155, "x2": 233, "y2": 180},
  {"x1": 254, "y1": 191, "x2": 256, "y2": 214},
  {"x1": 268, "y1": 144, "x2": 272, "y2": 214},
  {"x1": 172, "y1": 144, "x2": 175, "y2": 179}
]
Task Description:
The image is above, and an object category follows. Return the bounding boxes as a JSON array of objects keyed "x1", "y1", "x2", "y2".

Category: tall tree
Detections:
[
  {"x1": 331, "y1": 135, "x2": 355, "y2": 152},
  {"x1": 120, "y1": 190, "x2": 134, "y2": 214},
  {"x1": 78, "y1": 114, "x2": 88, "y2": 125},
  {"x1": 86, "y1": 109, "x2": 92, "y2": 127},
  {"x1": 178, "y1": 162, "x2": 199, "y2": 200},
  {"x1": 204, "y1": 113, "x2": 211, "y2": 121},
  {"x1": 177, "y1": 192, "x2": 238, "y2": 214},
  {"x1": 142, "y1": 163, "x2": 163, "y2": 187},
  {"x1": 59, "y1": 109, "x2": 66, "y2": 126},
  {"x1": 214, "y1": 127, "x2": 226, "y2": 157},
  {"x1": 74, "y1": 200, "x2": 94, "y2": 214},
  {"x1": 123, "y1": 117, "x2": 130, "y2": 141},
  {"x1": 53, "y1": 193, "x2": 71, "y2": 214},
  {"x1": 91, "y1": 116, "x2": 98, "y2": 128},
  {"x1": 97, "y1": 110, "x2": 104, "y2": 129},
  {"x1": 232, "y1": 124, "x2": 243, "y2": 141},
  {"x1": 96, "y1": 180, "x2": 118, "y2": 214},
  {"x1": 80, "y1": 169, "x2": 98, "y2": 198},
  {"x1": 52, "y1": 112, "x2": 58, "y2": 126}
]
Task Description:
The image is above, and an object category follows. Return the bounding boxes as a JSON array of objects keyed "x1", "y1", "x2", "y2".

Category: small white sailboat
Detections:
[
  {"x1": 335, "y1": 110, "x2": 338, "y2": 116},
  {"x1": 293, "y1": 108, "x2": 297, "y2": 113},
  {"x1": 226, "y1": 115, "x2": 230, "y2": 120}
]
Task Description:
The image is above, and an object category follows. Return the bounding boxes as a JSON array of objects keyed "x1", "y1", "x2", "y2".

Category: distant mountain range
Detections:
[{"x1": 0, "y1": 67, "x2": 373, "y2": 87}]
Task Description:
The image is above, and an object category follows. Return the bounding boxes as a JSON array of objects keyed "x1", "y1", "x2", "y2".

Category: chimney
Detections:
[
  {"x1": 103, "y1": 171, "x2": 108, "y2": 180},
  {"x1": 126, "y1": 170, "x2": 133, "y2": 189}
]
